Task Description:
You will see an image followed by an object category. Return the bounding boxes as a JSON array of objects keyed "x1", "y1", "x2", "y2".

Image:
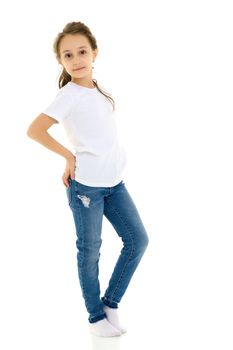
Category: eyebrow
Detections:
[{"x1": 62, "y1": 46, "x2": 88, "y2": 53}]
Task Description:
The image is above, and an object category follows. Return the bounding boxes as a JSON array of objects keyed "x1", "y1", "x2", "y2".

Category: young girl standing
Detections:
[{"x1": 27, "y1": 21, "x2": 149, "y2": 337}]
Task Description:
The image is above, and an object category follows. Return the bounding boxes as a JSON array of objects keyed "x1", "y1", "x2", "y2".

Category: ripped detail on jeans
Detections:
[{"x1": 77, "y1": 195, "x2": 91, "y2": 208}]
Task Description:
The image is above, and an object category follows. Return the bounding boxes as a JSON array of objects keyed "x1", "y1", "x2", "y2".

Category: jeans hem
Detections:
[
  {"x1": 101, "y1": 296, "x2": 118, "y2": 309},
  {"x1": 89, "y1": 313, "x2": 106, "y2": 324}
]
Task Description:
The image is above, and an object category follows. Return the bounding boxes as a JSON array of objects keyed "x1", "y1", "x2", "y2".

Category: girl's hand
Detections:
[{"x1": 62, "y1": 154, "x2": 76, "y2": 187}]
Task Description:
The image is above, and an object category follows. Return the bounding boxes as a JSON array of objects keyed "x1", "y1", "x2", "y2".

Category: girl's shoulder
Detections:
[
  {"x1": 58, "y1": 82, "x2": 74, "y2": 94},
  {"x1": 54, "y1": 82, "x2": 80, "y2": 101}
]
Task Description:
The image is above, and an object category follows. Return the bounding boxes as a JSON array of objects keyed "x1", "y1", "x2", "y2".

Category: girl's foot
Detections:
[
  {"x1": 89, "y1": 318, "x2": 122, "y2": 337},
  {"x1": 103, "y1": 305, "x2": 127, "y2": 334}
]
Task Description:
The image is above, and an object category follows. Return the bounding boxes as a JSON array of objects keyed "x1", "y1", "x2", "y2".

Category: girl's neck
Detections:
[{"x1": 71, "y1": 78, "x2": 95, "y2": 89}]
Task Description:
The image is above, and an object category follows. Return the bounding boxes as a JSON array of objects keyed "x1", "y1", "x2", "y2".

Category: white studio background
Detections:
[{"x1": 0, "y1": 1, "x2": 232, "y2": 349}]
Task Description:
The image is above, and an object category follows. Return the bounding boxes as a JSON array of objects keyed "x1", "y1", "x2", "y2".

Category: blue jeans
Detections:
[{"x1": 66, "y1": 178, "x2": 149, "y2": 323}]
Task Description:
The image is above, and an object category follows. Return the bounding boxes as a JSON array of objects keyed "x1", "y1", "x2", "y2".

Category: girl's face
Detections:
[{"x1": 59, "y1": 34, "x2": 98, "y2": 84}]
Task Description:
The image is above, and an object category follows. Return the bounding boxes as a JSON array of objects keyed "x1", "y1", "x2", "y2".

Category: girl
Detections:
[{"x1": 27, "y1": 21, "x2": 149, "y2": 337}]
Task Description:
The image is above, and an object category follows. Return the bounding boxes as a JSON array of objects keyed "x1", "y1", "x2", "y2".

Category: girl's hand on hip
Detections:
[{"x1": 62, "y1": 154, "x2": 76, "y2": 187}]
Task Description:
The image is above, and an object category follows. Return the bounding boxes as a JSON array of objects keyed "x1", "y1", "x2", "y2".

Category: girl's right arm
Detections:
[{"x1": 27, "y1": 113, "x2": 76, "y2": 187}]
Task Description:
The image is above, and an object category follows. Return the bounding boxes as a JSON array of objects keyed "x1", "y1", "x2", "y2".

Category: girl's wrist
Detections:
[{"x1": 64, "y1": 151, "x2": 75, "y2": 161}]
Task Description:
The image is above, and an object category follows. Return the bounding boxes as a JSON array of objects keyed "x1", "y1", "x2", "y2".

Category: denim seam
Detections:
[
  {"x1": 72, "y1": 188, "x2": 87, "y2": 297},
  {"x1": 104, "y1": 198, "x2": 135, "y2": 303}
]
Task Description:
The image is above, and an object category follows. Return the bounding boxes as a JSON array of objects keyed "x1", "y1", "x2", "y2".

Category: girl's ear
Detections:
[
  {"x1": 57, "y1": 56, "x2": 63, "y2": 66},
  {"x1": 93, "y1": 48, "x2": 98, "y2": 61}
]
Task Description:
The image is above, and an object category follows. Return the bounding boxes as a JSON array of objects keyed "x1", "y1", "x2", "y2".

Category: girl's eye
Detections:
[
  {"x1": 64, "y1": 50, "x2": 87, "y2": 58},
  {"x1": 64, "y1": 53, "x2": 72, "y2": 58}
]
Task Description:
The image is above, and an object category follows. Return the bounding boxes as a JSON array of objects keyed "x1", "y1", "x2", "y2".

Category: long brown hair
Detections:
[{"x1": 53, "y1": 21, "x2": 115, "y2": 111}]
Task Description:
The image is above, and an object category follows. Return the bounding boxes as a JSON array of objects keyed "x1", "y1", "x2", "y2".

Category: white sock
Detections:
[
  {"x1": 89, "y1": 318, "x2": 122, "y2": 337},
  {"x1": 103, "y1": 306, "x2": 127, "y2": 334}
]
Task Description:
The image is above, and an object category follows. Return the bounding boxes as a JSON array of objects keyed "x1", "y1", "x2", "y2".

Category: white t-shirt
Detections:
[{"x1": 42, "y1": 81, "x2": 127, "y2": 187}]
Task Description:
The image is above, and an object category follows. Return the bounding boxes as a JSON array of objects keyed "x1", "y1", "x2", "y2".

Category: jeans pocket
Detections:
[{"x1": 66, "y1": 179, "x2": 72, "y2": 206}]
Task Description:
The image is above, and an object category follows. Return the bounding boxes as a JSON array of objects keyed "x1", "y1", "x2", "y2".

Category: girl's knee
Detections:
[
  {"x1": 140, "y1": 232, "x2": 149, "y2": 252},
  {"x1": 133, "y1": 231, "x2": 149, "y2": 255}
]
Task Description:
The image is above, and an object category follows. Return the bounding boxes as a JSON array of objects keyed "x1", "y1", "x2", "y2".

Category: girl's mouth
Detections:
[{"x1": 73, "y1": 67, "x2": 85, "y2": 71}]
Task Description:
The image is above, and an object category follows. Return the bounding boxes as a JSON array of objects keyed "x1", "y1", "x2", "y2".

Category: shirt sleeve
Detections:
[{"x1": 42, "y1": 89, "x2": 75, "y2": 122}]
